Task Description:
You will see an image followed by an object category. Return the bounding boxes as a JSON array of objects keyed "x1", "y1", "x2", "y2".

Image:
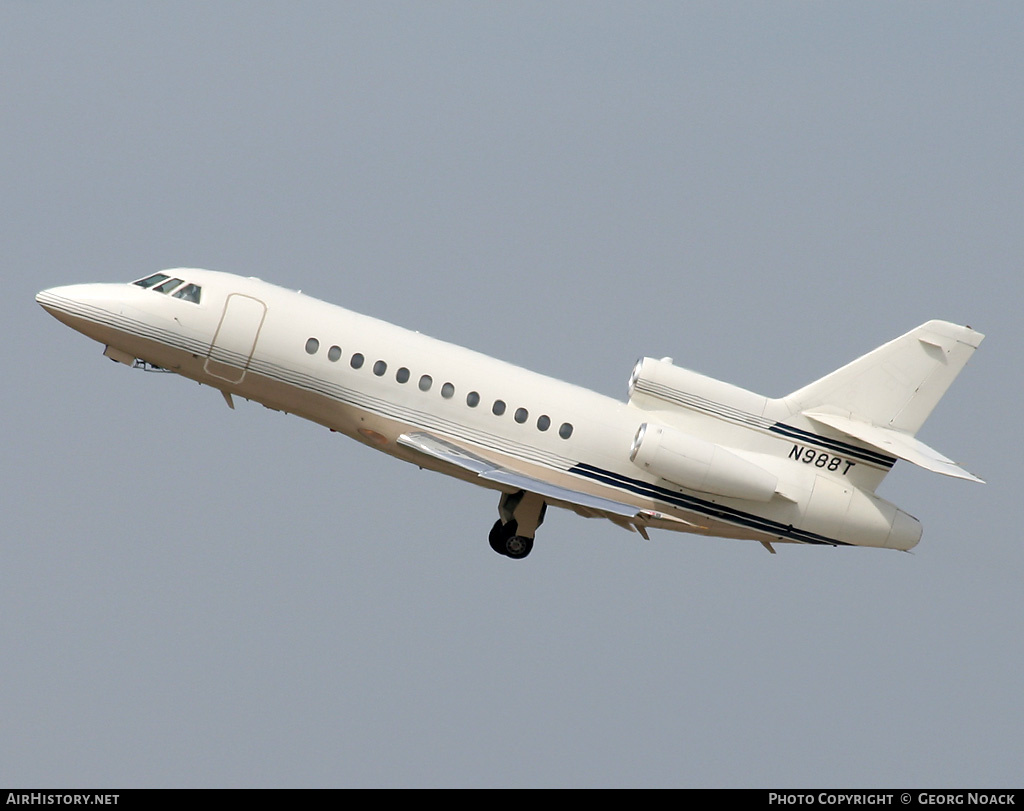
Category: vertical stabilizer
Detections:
[{"x1": 781, "y1": 321, "x2": 983, "y2": 437}]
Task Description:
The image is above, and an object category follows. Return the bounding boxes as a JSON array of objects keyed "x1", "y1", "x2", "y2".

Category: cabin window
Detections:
[
  {"x1": 537, "y1": 415, "x2": 551, "y2": 431},
  {"x1": 492, "y1": 400, "x2": 506, "y2": 416},
  {"x1": 305, "y1": 337, "x2": 320, "y2": 355},
  {"x1": 328, "y1": 345, "x2": 342, "y2": 362},
  {"x1": 558, "y1": 422, "x2": 574, "y2": 439},
  {"x1": 441, "y1": 382, "x2": 455, "y2": 399},
  {"x1": 153, "y1": 278, "x2": 185, "y2": 294},
  {"x1": 419, "y1": 375, "x2": 432, "y2": 392},
  {"x1": 466, "y1": 391, "x2": 480, "y2": 407},
  {"x1": 133, "y1": 273, "x2": 170, "y2": 289},
  {"x1": 350, "y1": 353, "x2": 364, "y2": 369},
  {"x1": 514, "y1": 407, "x2": 528, "y2": 424},
  {"x1": 373, "y1": 360, "x2": 387, "y2": 376},
  {"x1": 172, "y1": 283, "x2": 202, "y2": 304},
  {"x1": 396, "y1": 367, "x2": 410, "y2": 383}
]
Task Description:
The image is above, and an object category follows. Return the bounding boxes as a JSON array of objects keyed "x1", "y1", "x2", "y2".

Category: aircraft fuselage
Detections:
[{"x1": 38, "y1": 268, "x2": 976, "y2": 558}]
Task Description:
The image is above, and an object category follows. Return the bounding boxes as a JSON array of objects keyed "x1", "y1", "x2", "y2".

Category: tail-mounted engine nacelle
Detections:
[
  {"x1": 630, "y1": 422, "x2": 778, "y2": 502},
  {"x1": 627, "y1": 356, "x2": 770, "y2": 415}
]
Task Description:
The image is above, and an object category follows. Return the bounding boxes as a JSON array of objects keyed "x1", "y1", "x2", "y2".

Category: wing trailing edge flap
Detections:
[
  {"x1": 802, "y1": 411, "x2": 984, "y2": 483},
  {"x1": 397, "y1": 431, "x2": 642, "y2": 519},
  {"x1": 397, "y1": 431, "x2": 708, "y2": 538}
]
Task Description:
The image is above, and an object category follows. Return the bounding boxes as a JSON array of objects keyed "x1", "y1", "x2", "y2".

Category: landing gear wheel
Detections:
[
  {"x1": 488, "y1": 519, "x2": 532, "y2": 558},
  {"x1": 504, "y1": 534, "x2": 534, "y2": 559}
]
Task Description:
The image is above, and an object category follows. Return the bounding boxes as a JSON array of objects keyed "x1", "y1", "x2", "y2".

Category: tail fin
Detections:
[{"x1": 781, "y1": 321, "x2": 984, "y2": 482}]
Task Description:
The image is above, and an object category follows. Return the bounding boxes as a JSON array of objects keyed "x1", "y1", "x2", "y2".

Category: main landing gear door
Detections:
[{"x1": 204, "y1": 293, "x2": 267, "y2": 385}]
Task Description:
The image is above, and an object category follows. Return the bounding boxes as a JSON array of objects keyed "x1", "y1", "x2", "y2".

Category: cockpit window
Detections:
[
  {"x1": 153, "y1": 278, "x2": 185, "y2": 294},
  {"x1": 133, "y1": 273, "x2": 170, "y2": 289},
  {"x1": 131, "y1": 273, "x2": 204, "y2": 304},
  {"x1": 172, "y1": 283, "x2": 202, "y2": 304}
]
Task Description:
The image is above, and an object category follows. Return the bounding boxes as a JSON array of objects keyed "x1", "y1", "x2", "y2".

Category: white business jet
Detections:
[{"x1": 37, "y1": 269, "x2": 983, "y2": 559}]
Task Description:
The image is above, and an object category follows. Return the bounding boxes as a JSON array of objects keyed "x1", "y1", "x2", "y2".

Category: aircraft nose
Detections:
[
  {"x1": 36, "y1": 282, "x2": 129, "y2": 344},
  {"x1": 37, "y1": 283, "x2": 119, "y2": 316},
  {"x1": 38, "y1": 283, "x2": 89, "y2": 312},
  {"x1": 36, "y1": 284, "x2": 79, "y2": 317}
]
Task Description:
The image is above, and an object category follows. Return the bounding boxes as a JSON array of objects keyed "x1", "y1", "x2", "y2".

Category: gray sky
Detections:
[{"x1": 3, "y1": 2, "x2": 1021, "y2": 788}]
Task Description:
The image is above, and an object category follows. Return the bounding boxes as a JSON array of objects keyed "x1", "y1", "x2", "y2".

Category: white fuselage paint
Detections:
[{"x1": 37, "y1": 268, "x2": 922, "y2": 552}]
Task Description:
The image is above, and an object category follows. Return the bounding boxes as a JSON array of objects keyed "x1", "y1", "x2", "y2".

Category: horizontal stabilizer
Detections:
[{"x1": 803, "y1": 411, "x2": 984, "y2": 483}]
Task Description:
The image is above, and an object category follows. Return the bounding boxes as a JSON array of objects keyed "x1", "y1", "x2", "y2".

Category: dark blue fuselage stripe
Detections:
[
  {"x1": 570, "y1": 462, "x2": 850, "y2": 547},
  {"x1": 768, "y1": 424, "x2": 896, "y2": 467}
]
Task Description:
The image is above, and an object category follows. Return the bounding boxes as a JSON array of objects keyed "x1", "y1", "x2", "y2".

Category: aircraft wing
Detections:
[{"x1": 397, "y1": 431, "x2": 642, "y2": 518}]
